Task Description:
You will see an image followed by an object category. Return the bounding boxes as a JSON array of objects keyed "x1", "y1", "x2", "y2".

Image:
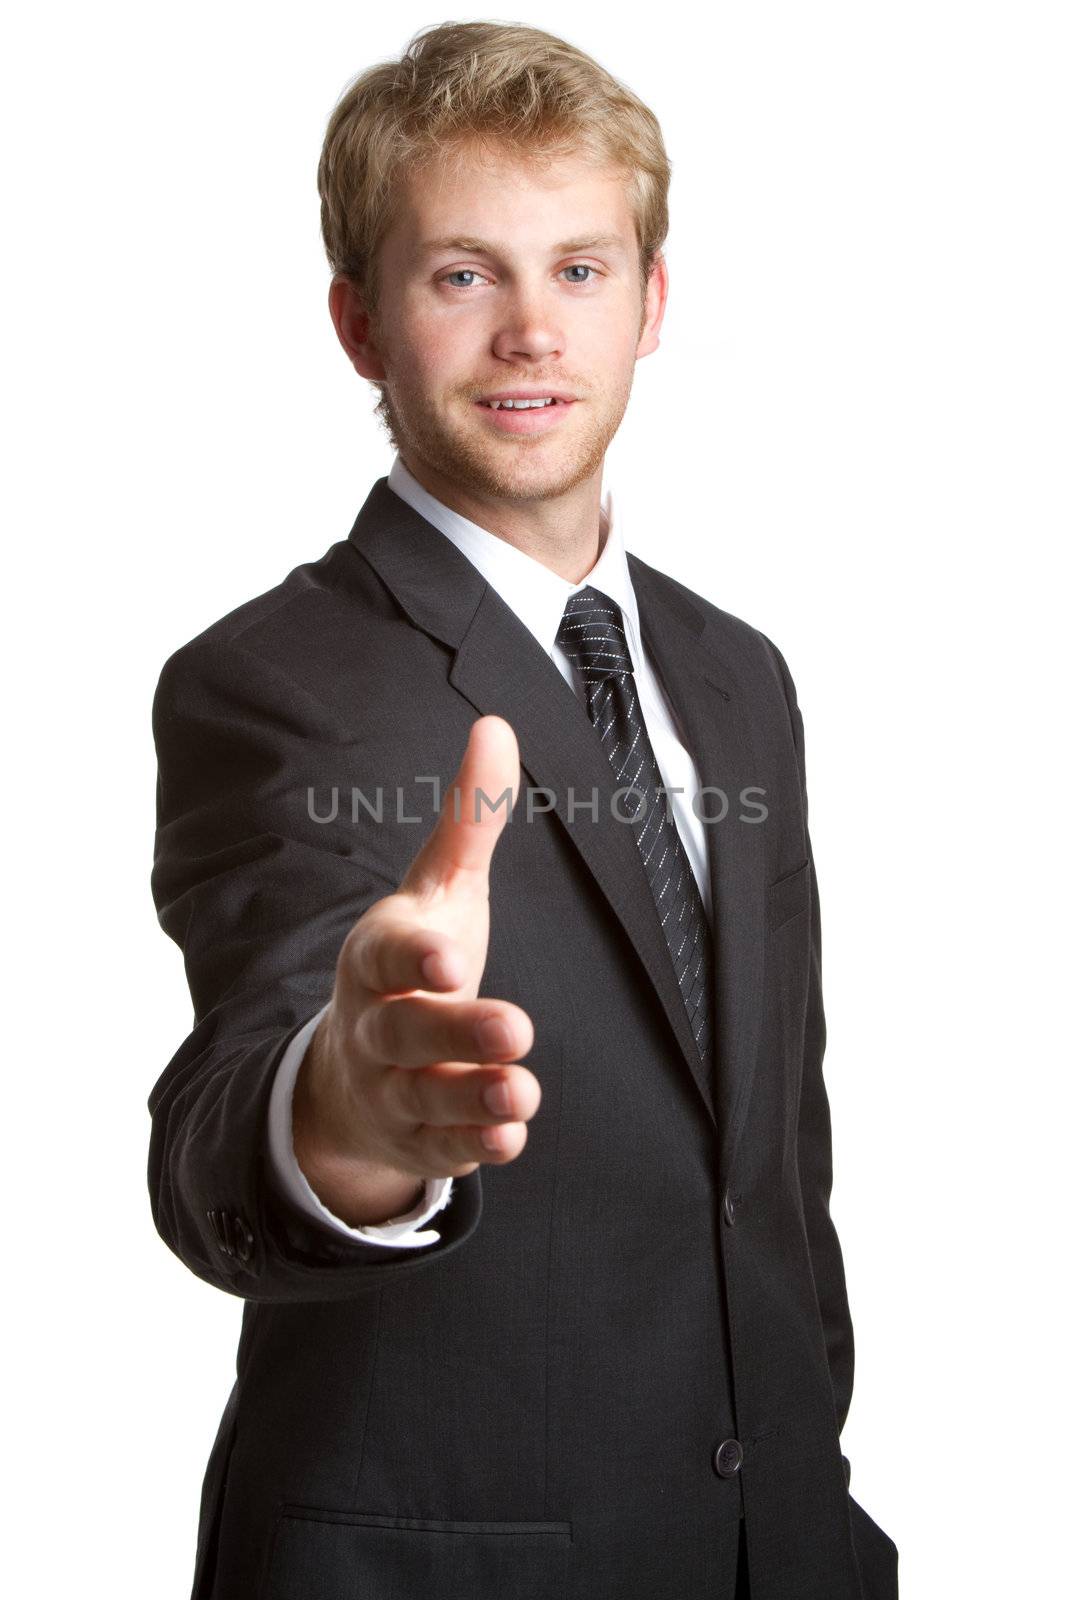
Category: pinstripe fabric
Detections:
[{"x1": 556, "y1": 585, "x2": 713, "y2": 1070}]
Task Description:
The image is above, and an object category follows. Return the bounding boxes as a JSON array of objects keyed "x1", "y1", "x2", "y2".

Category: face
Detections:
[{"x1": 331, "y1": 143, "x2": 667, "y2": 510}]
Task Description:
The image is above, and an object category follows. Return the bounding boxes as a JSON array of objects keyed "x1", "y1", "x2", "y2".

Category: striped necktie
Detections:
[{"x1": 555, "y1": 585, "x2": 713, "y2": 1067}]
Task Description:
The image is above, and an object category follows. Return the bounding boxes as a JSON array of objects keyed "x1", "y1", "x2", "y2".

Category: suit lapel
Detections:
[
  {"x1": 346, "y1": 479, "x2": 765, "y2": 1152},
  {"x1": 626, "y1": 556, "x2": 769, "y2": 1177},
  {"x1": 447, "y1": 584, "x2": 718, "y2": 1125}
]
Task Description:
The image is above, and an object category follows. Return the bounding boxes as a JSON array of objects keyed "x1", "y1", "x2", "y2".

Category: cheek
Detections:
[
  {"x1": 578, "y1": 314, "x2": 642, "y2": 379},
  {"x1": 381, "y1": 295, "x2": 457, "y2": 375},
  {"x1": 397, "y1": 328, "x2": 469, "y2": 397}
]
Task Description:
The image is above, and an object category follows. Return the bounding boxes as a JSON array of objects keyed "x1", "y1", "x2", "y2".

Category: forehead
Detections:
[{"x1": 387, "y1": 146, "x2": 637, "y2": 257}]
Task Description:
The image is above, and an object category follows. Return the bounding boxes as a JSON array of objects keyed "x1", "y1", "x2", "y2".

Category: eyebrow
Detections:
[{"x1": 415, "y1": 233, "x2": 629, "y2": 259}]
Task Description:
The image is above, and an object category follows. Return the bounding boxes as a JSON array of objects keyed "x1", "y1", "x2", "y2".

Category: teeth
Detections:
[{"x1": 487, "y1": 397, "x2": 556, "y2": 410}]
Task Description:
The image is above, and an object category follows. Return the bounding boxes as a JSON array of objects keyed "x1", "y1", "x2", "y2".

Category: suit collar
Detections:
[
  {"x1": 386, "y1": 454, "x2": 648, "y2": 678},
  {"x1": 347, "y1": 476, "x2": 485, "y2": 652}
]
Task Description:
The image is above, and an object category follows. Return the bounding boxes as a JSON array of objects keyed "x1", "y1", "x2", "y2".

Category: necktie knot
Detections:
[{"x1": 555, "y1": 586, "x2": 634, "y2": 682}]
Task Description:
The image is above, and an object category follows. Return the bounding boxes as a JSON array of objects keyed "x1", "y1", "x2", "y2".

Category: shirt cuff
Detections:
[{"x1": 266, "y1": 1003, "x2": 454, "y2": 1247}]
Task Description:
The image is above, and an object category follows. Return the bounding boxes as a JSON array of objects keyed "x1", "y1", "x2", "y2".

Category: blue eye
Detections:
[{"x1": 440, "y1": 264, "x2": 601, "y2": 290}]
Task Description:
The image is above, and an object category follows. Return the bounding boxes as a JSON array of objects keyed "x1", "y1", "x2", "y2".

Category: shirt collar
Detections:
[{"x1": 387, "y1": 453, "x2": 646, "y2": 676}]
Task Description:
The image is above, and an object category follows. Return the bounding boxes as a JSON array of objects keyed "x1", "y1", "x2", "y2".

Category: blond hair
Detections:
[{"x1": 317, "y1": 20, "x2": 671, "y2": 318}]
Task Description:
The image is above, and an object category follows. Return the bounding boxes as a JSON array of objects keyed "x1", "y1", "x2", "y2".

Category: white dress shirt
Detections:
[{"x1": 266, "y1": 452, "x2": 712, "y2": 1246}]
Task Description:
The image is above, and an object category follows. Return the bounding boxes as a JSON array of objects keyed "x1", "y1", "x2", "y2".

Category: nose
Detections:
[{"x1": 490, "y1": 287, "x2": 564, "y2": 366}]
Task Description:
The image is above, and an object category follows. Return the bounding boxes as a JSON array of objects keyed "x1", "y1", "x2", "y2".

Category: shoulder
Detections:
[
  {"x1": 153, "y1": 533, "x2": 389, "y2": 712},
  {"x1": 626, "y1": 551, "x2": 799, "y2": 711},
  {"x1": 164, "y1": 536, "x2": 357, "y2": 660}
]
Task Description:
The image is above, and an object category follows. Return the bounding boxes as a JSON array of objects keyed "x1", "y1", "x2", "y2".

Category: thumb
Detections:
[{"x1": 401, "y1": 715, "x2": 520, "y2": 898}]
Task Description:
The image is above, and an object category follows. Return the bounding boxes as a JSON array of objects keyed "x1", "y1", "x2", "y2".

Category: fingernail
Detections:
[
  {"x1": 475, "y1": 1017, "x2": 513, "y2": 1055},
  {"x1": 481, "y1": 1126, "x2": 508, "y2": 1152},
  {"x1": 483, "y1": 1079, "x2": 511, "y2": 1117}
]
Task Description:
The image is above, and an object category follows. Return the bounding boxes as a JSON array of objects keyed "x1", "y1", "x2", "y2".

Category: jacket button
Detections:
[
  {"x1": 722, "y1": 1191, "x2": 737, "y2": 1227},
  {"x1": 714, "y1": 1438, "x2": 743, "y2": 1477},
  {"x1": 232, "y1": 1215, "x2": 255, "y2": 1264},
  {"x1": 207, "y1": 1208, "x2": 252, "y2": 1260},
  {"x1": 207, "y1": 1209, "x2": 234, "y2": 1256}
]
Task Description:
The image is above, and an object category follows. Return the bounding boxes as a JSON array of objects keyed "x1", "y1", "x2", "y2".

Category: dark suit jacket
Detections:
[{"x1": 148, "y1": 477, "x2": 898, "y2": 1599}]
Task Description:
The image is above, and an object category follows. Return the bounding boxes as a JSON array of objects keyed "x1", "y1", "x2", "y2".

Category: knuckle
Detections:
[
  {"x1": 409, "y1": 1121, "x2": 455, "y2": 1177},
  {"x1": 342, "y1": 922, "x2": 379, "y2": 988},
  {"x1": 346, "y1": 904, "x2": 403, "y2": 986},
  {"x1": 447, "y1": 1124, "x2": 485, "y2": 1169},
  {"x1": 379, "y1": 998, "x2": 408, "y2": 1060},
  {"x1": 357, "y1": 998, "x2": 393, "y2": 1061},
  {"x1": 470, "y1": 1128, "x2": 500, "y2": 1165},
  {"x1": 399, "y1": 1065, "x2": 425, "y2": 1123}
]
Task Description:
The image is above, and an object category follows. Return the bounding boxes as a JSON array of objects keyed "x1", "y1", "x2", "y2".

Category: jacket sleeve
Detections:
[
  {"x1": 763, "y1": 635, "x2": 856, "y2": 1440},
  {"x1": 147, "y1": 634, "x2": 481, "y2": 1304}
]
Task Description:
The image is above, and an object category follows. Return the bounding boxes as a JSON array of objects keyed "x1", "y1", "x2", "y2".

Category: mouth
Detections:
[{"x1": 473, "y1": 397, "x2": 577, "y2": 434}]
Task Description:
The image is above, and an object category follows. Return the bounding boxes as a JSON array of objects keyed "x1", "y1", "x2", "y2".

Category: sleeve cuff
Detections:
[{"x1": 265, "y1": 1004, "x2": 454, "y2": 1248}]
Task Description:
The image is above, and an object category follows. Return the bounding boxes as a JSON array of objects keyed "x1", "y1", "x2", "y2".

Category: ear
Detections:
[
  {"x1": 636, "y1": 251, "x2": 668, "y2": 360},
  {"x1": 327, "y1": 274, "x2": 388, "y2": 382}
]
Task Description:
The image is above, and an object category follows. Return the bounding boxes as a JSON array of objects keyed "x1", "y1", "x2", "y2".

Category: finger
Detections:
[
  {"x1": 343, "y1": 913, "x2": 466, "y2": 996},
  {"x1": 401, "y1": 715, "x2": 520, "y2": 899},
  {"x1": 413, "y1": 1118, "x2": 530, "y2": 1174},
  {"x1": 353, "y1": 993, "x2": 534, "y2": 1070},
  {"x1": 383, "y1": 1059, "x2": 542, "y2": 1132}
]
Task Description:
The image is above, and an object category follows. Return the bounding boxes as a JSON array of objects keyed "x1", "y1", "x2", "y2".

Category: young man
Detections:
[{"x1": 148, "y1": 21, "x2": 898, "y2": 1600}]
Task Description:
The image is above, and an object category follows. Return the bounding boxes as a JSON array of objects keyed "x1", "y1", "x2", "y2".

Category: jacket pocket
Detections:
[
  {"x1": 263, "y1": 1504, "x2": 572, "y2": 1599},
  {"x1": 766, "y1": 859, "x2": 810, "y2": 933}
]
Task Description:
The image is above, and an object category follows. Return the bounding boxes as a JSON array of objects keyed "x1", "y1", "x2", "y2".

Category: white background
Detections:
[{"x1": 4, "y1": 3, "x2": 1064, "y2": 1595}]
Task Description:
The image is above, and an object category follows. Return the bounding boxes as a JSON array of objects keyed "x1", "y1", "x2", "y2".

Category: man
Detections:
[{"x1": 148, "y1": 21, "x2": 898, "y2": 1600}]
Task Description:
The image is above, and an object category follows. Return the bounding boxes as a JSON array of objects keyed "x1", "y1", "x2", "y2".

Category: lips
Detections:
[
  {"x1": 474, "y1": 397, "x2": 576, "y2": 434},
  {"x1": 478, "y1": 393, "x2": 574, "y2": 406}
]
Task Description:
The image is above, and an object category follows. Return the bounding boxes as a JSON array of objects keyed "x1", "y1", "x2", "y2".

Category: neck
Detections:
[{"x1": 398, "y1": 451, "x2": 605, "y2": 584}]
